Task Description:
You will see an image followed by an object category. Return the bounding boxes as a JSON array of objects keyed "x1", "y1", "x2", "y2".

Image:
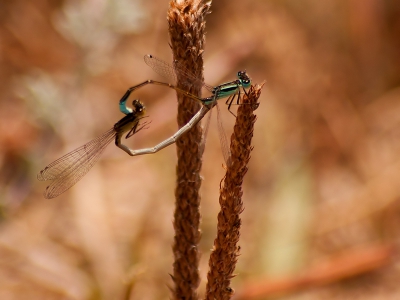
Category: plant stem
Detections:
[
  {"x1": 205, "y1": 85, "x2": 262, "y2": 300},
  {"x1": 168, "y1": 1, "x2": 211, "y2": 299}
]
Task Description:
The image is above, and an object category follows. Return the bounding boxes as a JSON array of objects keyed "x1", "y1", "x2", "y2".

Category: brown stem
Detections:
[
  {"x1": 205, "y1": 85, "x2": 262, "y2": 300},
  {"x1": 232, "y1": 244, "x2": 394, "y2": 300},
  {"x1": 168, "y1": 1, "x2": 211, "y2": 299}
]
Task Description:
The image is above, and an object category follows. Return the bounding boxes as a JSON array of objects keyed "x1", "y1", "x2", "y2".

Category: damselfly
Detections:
[
  {"x1": 116, "y1": 54, "x2": 252, "y2": 164},
  {"x1": 38, "y1": 99, "x2": 148, "y2": 199}
]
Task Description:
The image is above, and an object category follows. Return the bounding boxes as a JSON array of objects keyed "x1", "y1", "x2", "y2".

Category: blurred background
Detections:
[{"x1": 1, "y1": 0, "x2": 400, "y2": 299}]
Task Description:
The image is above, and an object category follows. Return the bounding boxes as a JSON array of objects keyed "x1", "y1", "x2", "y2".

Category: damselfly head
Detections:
[
  {"x1": 132, "y1": 99, "x2": 146, "y2": 114},
  {"x1": 237, "y1": 70, "x2": 251, "y2": 88}
]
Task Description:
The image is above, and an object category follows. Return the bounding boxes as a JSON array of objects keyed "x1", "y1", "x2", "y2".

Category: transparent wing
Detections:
[
  {"x1": 144, "y1": 54, "x2": 214, "y2": 92},
  {"x1": 216, "y1": 103, "x2": 231, "y2": 166},
  {"x1": 38, "y1": 128, "x2": 116, "y2": 199},
  {"x1": 199, "y1": 103, "x2": 231, "y2": 166}
]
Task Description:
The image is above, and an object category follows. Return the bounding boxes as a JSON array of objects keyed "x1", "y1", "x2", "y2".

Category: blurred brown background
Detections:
[{"x1": 1, "y1": 0, "x2": 400, "y2": 299}]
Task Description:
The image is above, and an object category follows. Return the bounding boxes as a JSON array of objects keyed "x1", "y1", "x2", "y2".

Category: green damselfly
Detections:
[{"x1": 38, "y1": 99, "x2": 148, "y2": 199}]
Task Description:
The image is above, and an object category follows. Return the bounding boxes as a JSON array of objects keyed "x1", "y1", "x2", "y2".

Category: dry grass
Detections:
[
  {"x1": 205, "y1": 85, "x2": 261, "y2": 300},
  {"x1": 167, "y1": 1, "x2": 209, "y2": 299}
]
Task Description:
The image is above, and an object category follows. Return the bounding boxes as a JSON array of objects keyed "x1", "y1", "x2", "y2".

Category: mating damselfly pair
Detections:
[{"x1": 38, "y1": 54, "x2": 252, "y2": 199}]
